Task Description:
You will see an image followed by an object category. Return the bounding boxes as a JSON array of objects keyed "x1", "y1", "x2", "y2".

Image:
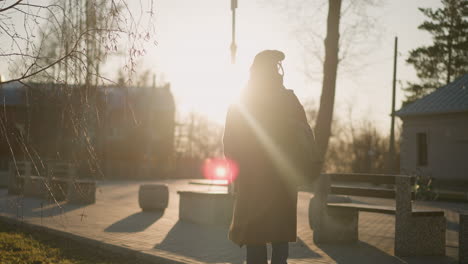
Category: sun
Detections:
[{"x1": 166, "y1": 48, "x2": 248, "y2": 123}]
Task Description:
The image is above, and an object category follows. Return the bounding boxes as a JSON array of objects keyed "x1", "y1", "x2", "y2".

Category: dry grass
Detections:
[{"x1": 0, "y1": 221, "x2": 148, "y2": 264}]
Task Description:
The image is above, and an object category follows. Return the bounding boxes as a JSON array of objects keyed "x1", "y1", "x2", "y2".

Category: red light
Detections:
[{"x1": 202, "y1": 158, "x2": 238, "y2": 183}]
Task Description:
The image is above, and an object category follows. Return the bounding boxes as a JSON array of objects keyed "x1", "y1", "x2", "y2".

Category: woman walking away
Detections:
[{"x1": 223, "y1": 50, "x2": 322, "y2": 264}]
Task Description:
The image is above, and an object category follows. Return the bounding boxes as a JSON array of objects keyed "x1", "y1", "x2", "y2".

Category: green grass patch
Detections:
[{"x1": 0, "y1": 221, "x2": 147, "y2": 264}]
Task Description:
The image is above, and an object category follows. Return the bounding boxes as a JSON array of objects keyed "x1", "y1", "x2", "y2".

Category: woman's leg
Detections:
[
  {"x1": 246, "y1": 244, "x2": 268, "y2": 264},
  {"x1": 271, "y1": 242, "x2": 289, "y2": 264}
]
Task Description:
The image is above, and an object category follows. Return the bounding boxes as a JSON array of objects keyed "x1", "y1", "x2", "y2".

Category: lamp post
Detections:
[
  {"x1": 389, "y1": 36, "x2": 398, "y2": 173},
  {"x1": 227, "y1": 0, "x2": 238, "y2": 195},
  {"x1": 230, "y1": 0, "x2": 237, "y2": 64}
]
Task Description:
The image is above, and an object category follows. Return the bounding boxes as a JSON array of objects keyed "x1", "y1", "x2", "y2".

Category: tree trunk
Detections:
[{"x1": 314, "y1": 0, "x2": 342, "y2": 169}]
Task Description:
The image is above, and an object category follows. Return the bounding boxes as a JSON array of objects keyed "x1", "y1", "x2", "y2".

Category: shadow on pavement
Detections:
[
  {"x1": 289, "y1": 237, "x2": 322, "y2": 259},
  {"x1": 105, "y1": 210, "x2": 164, "y2": 232},
  {"x1": 154, "y1": 220, "x2": 321, "y2": 264},
  {"x1": 318, "y1": 241, "x2": 458, "y2": 264},
  {"x1": 0, "y1": 193, "x2": 86, "y2": 218},
  {"x1": 317, "y1": 241, "x2": 404, "y2": 264},
  {"x1": 36, "y1": 202, "x2": 87, "y2": 218},
  {"x1": 401, "y1": 255, "x2": 458, "y2": 264},
  {"x1": 155, "y1": 220, "x2": 243, "y2": 264}
]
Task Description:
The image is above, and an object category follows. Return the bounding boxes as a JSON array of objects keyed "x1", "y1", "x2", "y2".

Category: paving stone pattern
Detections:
[{"x1": 0, "y1": 180, "x2": 464, "y2": 264}]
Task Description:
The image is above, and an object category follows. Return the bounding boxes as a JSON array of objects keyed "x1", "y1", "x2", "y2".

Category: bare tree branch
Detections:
[{"x1": 0, "y1": 0, "x2": 22, "y2": 13}]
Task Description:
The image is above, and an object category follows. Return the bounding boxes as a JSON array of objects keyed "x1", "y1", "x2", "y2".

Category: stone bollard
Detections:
[
  {"x1": 138, "y1": 184, "x2": 169, "y2": 211},
  {"x1": 461, "y1": 213, "x2": 468, "y2": 264}
]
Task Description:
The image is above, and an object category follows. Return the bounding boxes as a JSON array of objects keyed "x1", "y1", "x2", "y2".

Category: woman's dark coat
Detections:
[{"x1": 223, "y1": 87, "x2": 322, "y2": 246}]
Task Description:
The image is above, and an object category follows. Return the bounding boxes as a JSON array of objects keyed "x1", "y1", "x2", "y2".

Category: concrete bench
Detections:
[
  {"x1": 7, "y1": 161, "x2": 50, "y2": 198},
  {"x1": 47, "y1": 162, "x2": 76, "y2": 201},
  {"x1": 49, "y1": 177, "x2": 69, "y2": 201},
  {"x1": 138, "y1": 184, "x2": 169, "y2": 211},
  {"x1": 0, "y1": 169, "x2": 8, "y2": 187},
  {"x1": 67, "y1": 179, "x2": 96, "y2": 204},
  {"x1": 310, "y1": 173, "x2": 446, "y2": 257},
  {"x1": 177, "y1": 191, "x2": 233, "y2": 226},
  {"x1": 22, "y1": 175, "x2": 48, "y2": 198},
  {"x1": 48, "y1": 177, "x2": 96, "y2": 205},
  {"x1": 461, "y1": 212, "x2": 468, "y2": 264},
  {"x1": 7, "y1": 161, "x2": 42, "y2": 196},
  {"x1": 47, "y1": 162, "x2": 96, "y2": 204}
]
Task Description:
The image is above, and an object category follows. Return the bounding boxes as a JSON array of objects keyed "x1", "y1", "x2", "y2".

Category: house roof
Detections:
[
  {"x1": 0, "y1": 82, "x2": 26, "y2": 106},
  {"x1": 1, "y1": 82, "x2": 175, "y2": 111},
  {"x1": 395, "y1": 74, "x2": 468, "y2": 117},
  {"x1": 100, "y1": 84, "x2": 175, "y2": 112}
]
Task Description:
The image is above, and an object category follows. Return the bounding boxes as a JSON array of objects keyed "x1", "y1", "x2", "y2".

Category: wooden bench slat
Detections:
[
  {"x1": 51, "y1": 177, "x2": 69, "y2": 182},
  {"x1": 411, "y1": 210, "x2": 444, "y2": 217},
  {"x1": 327, "y1": 173, "x2": 415, "y2": 185},
  {"x1": 328, "y1": 203, "x2": 397, "y2": 214},
  {"x1": 328, "y1": 203, "x2": 444, "y2": 217},
  {"x1": 329, "y1": 174, "x2": 396, "y2": 185},
  {"x1": 330, "y1": 185, "x2": 416, "y2": 199},
  {"x1": 72, "y1": 180, "x2": 95, "y2": 184},
  {"x1": 330, "y1": 185, "x2": 396, "y2": 199},
  {"x1": 177, "y1": 191, "x2": 230, "y2": 196}
]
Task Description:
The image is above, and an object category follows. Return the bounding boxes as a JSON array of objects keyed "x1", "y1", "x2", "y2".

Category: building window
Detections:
[{"x1": 417, "y1": 133, "x2": 428, "y2": 166}]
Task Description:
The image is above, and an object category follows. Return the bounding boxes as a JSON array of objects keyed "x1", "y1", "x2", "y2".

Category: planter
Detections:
[
  {"x1": 177, "y1": 191, "x2": 233, "y2": 226},
  {"x1": 138, "y1": 184, "x2": 169, "y2": 211}
]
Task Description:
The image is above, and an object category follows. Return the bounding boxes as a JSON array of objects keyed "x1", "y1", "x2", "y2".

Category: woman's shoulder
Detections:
[
  {"x1": 281, "y1": 88, "x2": 302, "y2": 106},
  {"x1": 281, "y1": 88, "x2": 308, "y2": 122}
]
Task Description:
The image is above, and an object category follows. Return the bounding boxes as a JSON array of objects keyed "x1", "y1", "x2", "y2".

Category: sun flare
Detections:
[{"x1": 215, "y1": 166, "x2": 227, "y2": 178}]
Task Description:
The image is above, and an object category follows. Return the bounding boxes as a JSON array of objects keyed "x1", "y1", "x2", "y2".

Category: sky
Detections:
[
  {"x1": 1, "y1": 0, "x2": 443, "y2": 134},
  {"x1": 114, "y1": 0, "x2": 442, "y2": 134}
]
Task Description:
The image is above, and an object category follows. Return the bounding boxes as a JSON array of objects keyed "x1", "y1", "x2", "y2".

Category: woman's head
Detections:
[{"x1": 249, "y1": 50, "x2": 285, "y2": 89}]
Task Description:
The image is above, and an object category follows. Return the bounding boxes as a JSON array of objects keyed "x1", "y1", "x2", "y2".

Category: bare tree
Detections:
[
  {"x1": 314, "y1": 0, "x2": 342, "y2": 165},
  {"x1": 0, "y1": 0, "x2": 157, "y2": 213},
  {"x1": 267, "y1": 0, "x2": 383, "y2": 79},
  {"x1": 267, "y1": 0, "x2": 383, "y2": 168},
  {"x1": 0, "y1": 0, "x2": 156, "y2": 85},
  {"x1": 175, "y1": 112, "x2": 224, "y2": 160},
  {"x1": 305, "y1": 101, "x2": 399, "y2": 174}
]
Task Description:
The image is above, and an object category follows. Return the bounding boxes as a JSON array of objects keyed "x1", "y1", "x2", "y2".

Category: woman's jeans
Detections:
[{"x1": 246, "y1": 242, "x2": 288, "y2": 264}]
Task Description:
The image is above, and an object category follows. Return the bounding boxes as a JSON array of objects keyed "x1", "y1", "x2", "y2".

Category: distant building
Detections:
[
  {"x1": 0, "y1": 82, "x2": 62, "y2": 168},
  {"x1": 98, "y1": 84, "x2": 175, "y2": 178},
  {"x1": 0, "y1": 82, "x2": 26, "y2": 172},
  {"x1": 395, "y1": 74, "x2": 468, "y2": 189},
  {"x1": 0, "y1": 82, "x2": 175, "y2": 179}
]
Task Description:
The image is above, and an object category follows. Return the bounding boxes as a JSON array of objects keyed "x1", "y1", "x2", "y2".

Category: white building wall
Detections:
[{"x1": 400, "y1": 113, "x2": 468, "y2": 181}]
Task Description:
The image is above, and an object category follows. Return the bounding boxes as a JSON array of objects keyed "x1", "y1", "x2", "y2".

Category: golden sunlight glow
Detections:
[
  {"x1": 107, "y1": 0, "x2": 424, "y2": 131},
  {"x1": 150, "y1": 0, "x2": 289, "y2": 123},
  {"x1": 165, "y1": 47, "x2": 250, "y2": 123}
]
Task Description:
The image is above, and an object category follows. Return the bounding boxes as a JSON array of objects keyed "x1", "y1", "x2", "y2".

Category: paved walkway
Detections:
[{"x1": 0, "y1": 180, "x2": 464, "y2": 264}]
